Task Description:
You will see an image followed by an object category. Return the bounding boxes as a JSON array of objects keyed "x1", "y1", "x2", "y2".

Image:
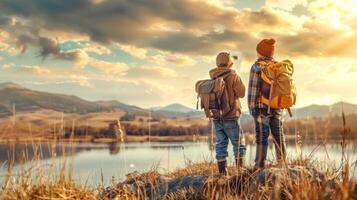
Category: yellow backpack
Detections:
[{"x1": 258, "y1": 60, "x2": 297, "y2": 117}]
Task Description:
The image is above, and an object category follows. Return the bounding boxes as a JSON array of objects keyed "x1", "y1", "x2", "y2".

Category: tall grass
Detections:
[{"x1": 2, "y1": 142, "x2": 357, "y2": 200}]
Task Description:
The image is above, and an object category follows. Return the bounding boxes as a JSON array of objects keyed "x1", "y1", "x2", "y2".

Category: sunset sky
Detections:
[{"x1": 0, "y1": 0, "x2": 356, "y2": 110}]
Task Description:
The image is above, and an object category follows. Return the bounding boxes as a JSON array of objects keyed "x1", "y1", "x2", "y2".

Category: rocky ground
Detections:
[
  {"x1": 99, "y1": 161, "x2": 354, "y2": 200},
  {"x1": 2, "y1": 161, "x2": 356, "y2": 200}
]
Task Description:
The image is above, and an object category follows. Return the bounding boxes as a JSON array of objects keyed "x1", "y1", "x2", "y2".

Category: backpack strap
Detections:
[
  {"x1": 213, "y1": 71, "x2": 233, "y2": 119},
  {"x1": 196, "y1": 95, "x2": 199, "y2": 110},
  {"x1": 212, "y1": 70, "x2": 233, "y2": 80}
]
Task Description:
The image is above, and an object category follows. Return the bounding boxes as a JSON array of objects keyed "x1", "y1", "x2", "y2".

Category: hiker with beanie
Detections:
[
  {"x1": 195, "y1": 52, "x2": 246, "y2": 175},
  {"x1": 248, "y1": 38, "x2": 292, "y2": 169}
]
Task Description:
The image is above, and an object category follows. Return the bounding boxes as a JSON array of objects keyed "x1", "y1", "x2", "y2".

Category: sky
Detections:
[{"x1": 0, "y1": 0, "x2": 356, "y2": 110}]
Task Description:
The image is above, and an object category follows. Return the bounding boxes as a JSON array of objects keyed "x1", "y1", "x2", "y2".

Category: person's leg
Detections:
[
  {"x1": 224, "y1": 119, "x2": 243, "y2": 167},
  {"x1": 213, "y1": 120, "x2": 229, "y2": 174},
  {"x1": 237, "y1": 127, "x2": 247, "y2": 167},
  {"x1": 270, "y1": 109, "x2": 286, "y2": 164},
  {"x1": 254, "y1": 109, "x2": 270, "y2": 168}
]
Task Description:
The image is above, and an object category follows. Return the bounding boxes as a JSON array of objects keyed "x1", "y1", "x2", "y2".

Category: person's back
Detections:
[
  {"x1": 248, "y1": 39, "x2": 287, "y2": 169},
  {"x1": 209, "y1": 67, "x2": 245, "y2": 118},
  {"x1": 209, "y1": 52, "x2": 246, "y2": 174}
]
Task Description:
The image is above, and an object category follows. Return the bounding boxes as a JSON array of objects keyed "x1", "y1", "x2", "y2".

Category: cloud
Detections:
[
  {"x1": 68, "y1": 74, "x2": 92, "y2": 87},
  {"x1": 90, "y1": 0, "x2": 106, "y2": 5},
  {"x1": 81, "y1": 43, "x2": 111, "y2": 55},
  {"x1": 15, "y1": 34, "x2": 90, "y2": 65},
  {"x1": 148, "y1": 52, "x2": 197, "y2": 66},
  {"x1": 0, "y1": 0, "x2": 356, "y2": 62},
  {"x1": 274, "y1": 21, "x2": 357, "y2": 58},
  {"x1": 291, "y1": 4, "x2": 311, "y2": 17},
  {"x1": 2, "y1": 63, "x2": 14, "y2": 69},
  {"x1": 147, "y1": 30, "x2": 258, "y2": 59},
  {"x1": 265, "y1": 0, "x2": 308, "y2": 10},
  {"x1": 0, "y1": 0, "x2": 301, "y2": 60},
  {"x1": 141, "y1": 79, "x2": 176, "y2": 97},
  {"x1": 0, "y1": 27, "x2": 18, "y2": 55},
  {"x1": 287, "y1": 57, "x2": 357, "y2": 106},
  {"x1": 18, "y1": 64, "x2": 93, "y2": 87},
  {"x1": 22, "y1": 65, "x2": 52, "y2": 75},
  {"x1": 89, "y1": 59, "x2": 129, "y2": 77},
  {"x1": 127, "y1": 66, "x2": 178, "y2": 79},
  {"x1": 117, "y1": 44, "x2": 147, "y2": 59}
]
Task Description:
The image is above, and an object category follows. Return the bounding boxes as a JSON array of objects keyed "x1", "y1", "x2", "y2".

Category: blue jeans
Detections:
[
  {"x1": 253, "y1": 108, "x2": 286, "y2": 167},
  {"x1": 213, "y1": 119, "x2": 246, "y2": 161}
]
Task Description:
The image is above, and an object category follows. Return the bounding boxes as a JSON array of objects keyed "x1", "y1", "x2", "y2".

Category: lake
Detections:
[{"x1": 1, "y1": 141, "x2": 357, "y2": 185}]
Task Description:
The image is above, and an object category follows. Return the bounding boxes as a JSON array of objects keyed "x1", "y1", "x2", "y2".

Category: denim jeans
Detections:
[
  {"x1": 253, "y1": 108, "x2": 286, "y2": 167},
  {"x1": 213, "y1": 119, "x2": 246, "y2": 161}
]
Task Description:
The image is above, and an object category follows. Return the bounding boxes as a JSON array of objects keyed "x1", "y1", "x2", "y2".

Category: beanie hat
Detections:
[
  {"x1": 256, "y1": 38, "x2": 276, "y2": 57},
  {"x1": 216, "y1": 52, "x2": 235, "y2": 67}
]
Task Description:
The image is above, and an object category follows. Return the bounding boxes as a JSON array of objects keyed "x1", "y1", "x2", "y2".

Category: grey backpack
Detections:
[{"x1": 195, "y1": 71, "x2": 232, "y2": 118}]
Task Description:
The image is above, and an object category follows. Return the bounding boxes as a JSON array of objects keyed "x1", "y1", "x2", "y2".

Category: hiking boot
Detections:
[
  {"x1": 275, "y1": 142, "x2": 287, "y2": 166},
  {"x1": 217, "y1": 160, "x2": 227, "y2": 175},
  {"x1": 236, "y1": 156, "x2": 245, "y2": 168},
  {"x1": 254, "y1": 144, "x2": 268, "y2": 169}
]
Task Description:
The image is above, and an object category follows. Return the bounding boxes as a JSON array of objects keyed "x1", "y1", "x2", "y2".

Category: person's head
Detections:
[
  {"x1": 216, "y1": 52, "x2": 237, "y2": 68},
  {"x1": 256, "y1": 38, "x2": 276, "y2": 58}
]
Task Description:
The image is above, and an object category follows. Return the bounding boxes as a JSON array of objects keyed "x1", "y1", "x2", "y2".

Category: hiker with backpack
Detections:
[
  {"x1": 196, "y1": 52, "x2": 246, "y2": 175},
  {"x1": 248, "y1": 38, "x2": 296, "y2": 169}
]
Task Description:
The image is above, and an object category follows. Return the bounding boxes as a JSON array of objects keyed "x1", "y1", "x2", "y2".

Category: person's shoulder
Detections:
[
  {"x1": 250, "y1": 62, "x2": 261, "y2": 73},
  {"x1": 208, "y1": 67, "x2": 218, "y2": 78},
  {"x1": 228, "y1": 68, "x2": 236, "y2": 74}
]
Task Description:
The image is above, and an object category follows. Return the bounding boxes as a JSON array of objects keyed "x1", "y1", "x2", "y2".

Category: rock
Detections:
[
  {"x1": 146, "y1": 175, "x2": 208, "y2": 199},
  {"x1": 108, "y1": 165, "x2": 338, "y2": 200}
]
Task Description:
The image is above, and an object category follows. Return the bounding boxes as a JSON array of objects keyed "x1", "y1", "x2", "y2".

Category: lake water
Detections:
[{"x1": 1, "y1": 141, "x2": 357, "y2": 185}]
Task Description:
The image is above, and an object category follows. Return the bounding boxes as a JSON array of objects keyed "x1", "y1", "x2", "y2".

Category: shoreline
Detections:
[
  {"x1": 0, "y1": 135, "x2": 212, "y2": 144},
  {"x1": 0, "y1": 134, "x2": 352, "y2": 144}
]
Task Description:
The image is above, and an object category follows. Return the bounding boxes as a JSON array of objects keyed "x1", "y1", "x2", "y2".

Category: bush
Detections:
[{"x1": 120, "y1": 113, "x2": 136, "y2": 121}]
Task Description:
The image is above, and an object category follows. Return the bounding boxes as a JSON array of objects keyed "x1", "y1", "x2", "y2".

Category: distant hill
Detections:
[
  {"x1": 0, "y1": 82, "x2": 202, "y2": 118},
  {"x1": 152, "y1": 103, "x2": 204, "y2": 118},
  {"x1": 0, "y1": 82, "x2": 112, "y2": 116},
  {"x1": 288, "y1": 102, "x2": 357, "y2": 119},
  {"x1": 0, "y1": 82, "x2": 203, "y2": 118},
  {"x1": 96, "y1": 100, "x2": 148, "y2": 115},
  {"x1": 153, "y1": 103, "x2": 196, "y2": 113},
  {"x1": 233, "y1": 102, "x2": 357, "y2": 125},
  {"x1": 152, "y1": 101, "x2": 357, "y2": 120},
  {"x1": 0, "y1": 82, "x2": 356, "y2": 120},
  {"x1": 0, "y1": 82, "x2": 24, "y2": 90}
]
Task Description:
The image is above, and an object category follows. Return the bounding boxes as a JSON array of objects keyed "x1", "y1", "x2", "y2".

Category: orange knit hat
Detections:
[{"x1": 256, "y1": 38, "x2": 276, "y2": 57}]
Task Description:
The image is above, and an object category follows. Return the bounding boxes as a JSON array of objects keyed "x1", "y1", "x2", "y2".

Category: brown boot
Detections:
[
  {"x1": 236, "y1": 156, "x2": 245, "y2": 168},
  {"x1": 275, "y1": 141, "x2": 287, "y2": 166},
  {"x1": 254, "y1": 144, "x2": 268, "y2": 169},
  {"x1": 217, "y1": 160, "x2": 227, "y2": 175}
]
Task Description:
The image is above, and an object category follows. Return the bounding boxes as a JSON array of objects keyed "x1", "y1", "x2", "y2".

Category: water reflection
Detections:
[
  {"x1": 108, "y1": 142, "x2": 120, "y2": 155},
  {"x1": 0, "y1": 141, "x2": 356, "y2": 185}
]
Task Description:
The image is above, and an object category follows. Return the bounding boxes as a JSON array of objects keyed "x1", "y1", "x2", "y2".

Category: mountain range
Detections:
[
  {"x1": 0, "y1": 82, "x2": 201, "y2": 118},
  {"x1": 0, "y1": 82, "x2": 356, "y2": 120},
  {"x1": 290, "y1": 102, "x2": 357, "y2": 119},
  {"x1": 150, "y1": 103, "x2": 203, "y2": 118}
]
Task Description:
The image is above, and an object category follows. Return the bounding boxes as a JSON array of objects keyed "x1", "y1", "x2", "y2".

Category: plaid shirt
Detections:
[{"x1": 248, "y1": 57, "x2": 274, "y2": 115}]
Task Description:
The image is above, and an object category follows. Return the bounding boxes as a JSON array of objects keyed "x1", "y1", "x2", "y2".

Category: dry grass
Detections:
[
  {"x1": 1, "y1": 157, "x2": 357, "y2": 200},
  {"x1": 2, "y1": 179, "x2": 97, "y2": 200}
]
